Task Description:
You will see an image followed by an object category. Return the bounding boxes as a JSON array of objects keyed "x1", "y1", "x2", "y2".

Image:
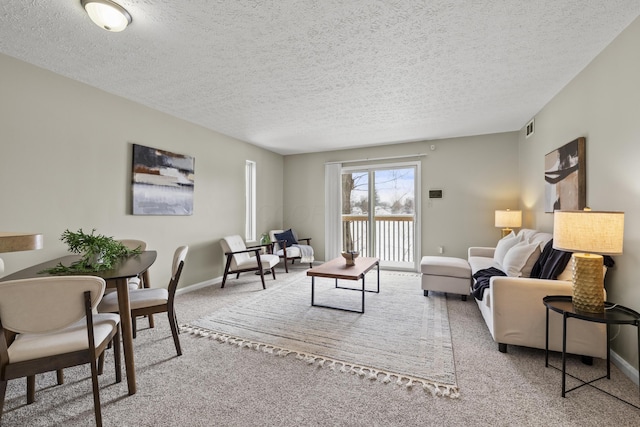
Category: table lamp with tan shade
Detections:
[
  {"x1": 495, "y1": 209, "x2": 522, "y2": 238},
  {"x1": 0, "y1": 232, "x2": 44, "y2": 274},
  {"x1": 552, "y1": 209, "x2": 624, "y2": 313}
]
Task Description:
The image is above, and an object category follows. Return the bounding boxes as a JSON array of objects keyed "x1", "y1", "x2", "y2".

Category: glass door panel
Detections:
[{"x1": 342, "y1": 165, "x2": 417, "y2": 270}]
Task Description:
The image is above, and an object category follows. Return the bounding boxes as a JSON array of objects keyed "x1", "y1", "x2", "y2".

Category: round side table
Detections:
[{"x1": 543, "y1": 295, "x2": 640, "y2": 409}]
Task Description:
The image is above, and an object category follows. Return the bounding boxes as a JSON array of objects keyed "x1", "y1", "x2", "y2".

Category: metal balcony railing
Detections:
[{"x1": 341, "y1": 214, "x2": 415, "y2": 263}]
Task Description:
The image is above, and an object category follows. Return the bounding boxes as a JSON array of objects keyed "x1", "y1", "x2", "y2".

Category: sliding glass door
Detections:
[{"x1": 341, "y1": 162, "x2": 420, "y2": 270}]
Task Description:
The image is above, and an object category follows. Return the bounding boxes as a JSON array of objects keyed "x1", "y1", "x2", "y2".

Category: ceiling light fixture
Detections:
[{"x1": 81, "y1": 0, "x2": 132, "y2": 32}]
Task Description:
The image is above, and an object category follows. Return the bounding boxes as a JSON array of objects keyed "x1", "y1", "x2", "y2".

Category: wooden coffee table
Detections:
[{"x1": 306, "y1": 256, "x2": 380, "y2": 313}]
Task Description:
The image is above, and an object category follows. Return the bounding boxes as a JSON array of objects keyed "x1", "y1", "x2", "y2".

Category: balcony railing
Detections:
[{"x1": 342, "y1": 214, "x2": 415, "y2": 263}]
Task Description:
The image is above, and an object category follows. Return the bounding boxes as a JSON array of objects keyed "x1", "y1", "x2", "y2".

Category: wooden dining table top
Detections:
[{"x1": 0, "y1": 251, "x2": 157, "y2": 284}]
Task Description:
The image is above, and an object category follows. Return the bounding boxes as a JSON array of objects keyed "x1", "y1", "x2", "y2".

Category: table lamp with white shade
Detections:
[
  {"x1": 495, "y1": 209, "x2": 522, "y2": 238},
  {"x1": 552, "y1": 209, "x2": 624, "y2": 313}
]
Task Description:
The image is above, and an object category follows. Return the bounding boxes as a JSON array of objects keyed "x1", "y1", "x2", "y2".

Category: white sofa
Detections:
[{"x1": 468, "y1": 229, "x2": 607, "y2": 358}]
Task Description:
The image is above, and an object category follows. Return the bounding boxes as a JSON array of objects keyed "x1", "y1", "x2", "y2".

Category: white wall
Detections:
[
  {"x1": 283, "y1": 132, "x2": 520, "y2": 264},
  {"x1": 519, "y1": 16, "x2": 640, "y2": 367},
  {"x1": 0, "y1": 53, "x2": 284, "y2": 289}
]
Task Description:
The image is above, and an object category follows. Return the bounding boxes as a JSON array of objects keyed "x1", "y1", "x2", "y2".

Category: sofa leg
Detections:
[
  {"x1": 423, "y1": 290, "x2": 428, "y2": 297},
  {"x1": 498, "y1": 343, "x2": 507, "y2": 353},
  {"x1": 581, "y1": 356, "x2": 593, "y2": 366},
  {"x1": 461, "y1": 295, "x2": 467, "y2": 301}
]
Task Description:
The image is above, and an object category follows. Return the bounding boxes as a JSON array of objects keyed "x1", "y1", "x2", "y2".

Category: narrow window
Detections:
[{"x1": 245, "y1": 160, "x2": 257, "y2": 242}]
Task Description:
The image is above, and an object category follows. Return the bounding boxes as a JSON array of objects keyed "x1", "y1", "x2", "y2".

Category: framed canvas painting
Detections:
[
  {"x1": 544, "y1": 137, "x2": 585, "y2": 213},
  {"x1": 132, "y1": 144, "x2": 195, "y2": 215}
]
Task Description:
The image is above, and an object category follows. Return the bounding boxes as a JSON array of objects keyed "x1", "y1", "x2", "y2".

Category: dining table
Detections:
[{"x1": 0, "y1": 250, "x2": 157, "y2": 395}]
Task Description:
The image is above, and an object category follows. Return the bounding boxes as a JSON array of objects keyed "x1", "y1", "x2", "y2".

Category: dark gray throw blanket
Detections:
[
  {"x1": 530, "y1": 239, "x2": 571, "y2": 280},
  {"x1": 472, "y1": 267, "x2": 506, "y2": 300}
]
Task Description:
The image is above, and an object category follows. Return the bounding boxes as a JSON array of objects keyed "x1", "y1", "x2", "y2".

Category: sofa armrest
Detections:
[
  {"x1": 468, "y1": 247, "x2": 495, "y2": 258},
  {"x1": 489, "y1": 276, "x2": 606, "y2": 357}
]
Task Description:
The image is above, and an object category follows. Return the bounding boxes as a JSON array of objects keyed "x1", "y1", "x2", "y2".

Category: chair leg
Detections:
[
  {"x1": 98, "y1": 353, "x2": 105, "y2": 375},
  {"x1": 27, "y1": 375, "x2": 35, "y2": 404},
  {"x1": 0, "y1": 379, "x2": 7, "y2": 418},
  {"x1": 113, "y1": 329, "x2": 122, "y2": 383},
  {"x1": 271, "y1": 268, "x2": 276, "y2": 280},
  {"x1": 221, "y1": 255, "x2": 232, "y2": 288},
  {"x1": 284, "y1": 257, "x2": 289, "y2": 273},
  {"x1": 259, "y1": 269, "x2": 266, "y2": 289},
  {"x1": 132, "y1": 316, "x2": 137, "y2": 339},
  {"x1": 89, "y1": 354, "x2": 103, "y2": 427},
  {"x1": 168, "y1": 309, "x2": 182, "y2": 356}
]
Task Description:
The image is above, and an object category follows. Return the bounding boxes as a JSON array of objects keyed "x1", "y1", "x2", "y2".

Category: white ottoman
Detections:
[{"x1": 421, "y1": 256, "x2": 471, "y2": 301}]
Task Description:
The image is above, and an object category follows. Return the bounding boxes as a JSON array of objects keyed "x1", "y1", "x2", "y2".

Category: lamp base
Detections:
[
  {"x1": 571, "y1": 253, "x2": 604, "y2": 313},
  {"x1": 501, "y1": 228, "x2": 513, "y2": 238}
]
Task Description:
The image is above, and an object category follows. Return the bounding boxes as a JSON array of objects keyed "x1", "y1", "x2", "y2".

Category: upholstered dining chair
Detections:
[
  {"x1": 116, "y1": 239, "x2": 148, "y2": 290},
  {"x1": 0, "y1": 276, "x2": 121, "y2": 427},
  {"x1": 269, "y1": 229, "x2": 314, "y2": 273},
  {"x1": 220, "y1": 235, "x2": 279, "y2": 289},
  {"x1": 98, "y1": 245, "x2": 188, "y2": 356}
]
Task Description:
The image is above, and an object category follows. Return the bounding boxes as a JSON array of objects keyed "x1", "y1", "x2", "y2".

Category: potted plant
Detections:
[{"x1": 42, "y1": 228, "x2": 141, "y2": 274}]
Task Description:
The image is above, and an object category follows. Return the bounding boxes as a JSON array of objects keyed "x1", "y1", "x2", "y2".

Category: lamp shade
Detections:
[
  {"x1": 0, "y1": 232, "x2": 44, "y2": 253},
  {"x1": 553, "y1": 210, "x2": 624, "y2": 255},
  {"x1": 495, "y1": 210, "x2": 522, "y2": 228},
  {"x1": 81, "y1": 0, "x2": 132, "y2": 32}
]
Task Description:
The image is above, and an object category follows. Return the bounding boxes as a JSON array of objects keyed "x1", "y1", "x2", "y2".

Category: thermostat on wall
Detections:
[{"x1": 429, "y1": 189, "x2": 443, "y2": 199}]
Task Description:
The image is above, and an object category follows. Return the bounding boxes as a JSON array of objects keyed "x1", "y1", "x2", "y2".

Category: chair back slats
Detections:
[{"x1": 0, "y1": 276, "x2": 105, "y2": 334}]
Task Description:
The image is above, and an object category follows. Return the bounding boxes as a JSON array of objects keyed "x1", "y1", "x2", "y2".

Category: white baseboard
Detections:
[
  {"x1": 175, "y1": 276, "x2": 222, "y2": 295},
  {"x1": 612, "y1": 350, "x2": 639, "y2": 386}
]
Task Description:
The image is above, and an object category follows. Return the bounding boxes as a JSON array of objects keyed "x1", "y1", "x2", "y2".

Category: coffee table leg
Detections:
[
  {"x1": 311, "y1": 276, "x2": 315, "y2": 306},
  {"x1": 361, "y1": 275, "x2": 365, "y2": 313}
]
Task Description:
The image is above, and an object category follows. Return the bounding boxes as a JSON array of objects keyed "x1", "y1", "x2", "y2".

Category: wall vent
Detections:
[{"x1": 525, "y1": 118, "x2": 535, "y2": 138}]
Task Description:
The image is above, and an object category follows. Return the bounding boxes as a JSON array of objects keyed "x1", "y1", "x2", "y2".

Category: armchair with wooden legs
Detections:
[
  {"x1": 220, "y1": 235, "x2": 279, "y2": 289},
  {"x1": 269, "y1": 229, "x2": 314, "y2": 273}
]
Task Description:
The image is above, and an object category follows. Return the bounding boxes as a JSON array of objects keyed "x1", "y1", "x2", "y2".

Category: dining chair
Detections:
[
  {"x1": 98, "y1": 246, "x2": 188, "y2": 356},
  {"x1": 0, "y1": 276, "x2": 121, "y2": 427},
  {"x1": 220, "y1": 235, "x2": 279, "y2": 289},
  {"x1": 116, "y1": 239, "x2": 148, "y2": 290}
]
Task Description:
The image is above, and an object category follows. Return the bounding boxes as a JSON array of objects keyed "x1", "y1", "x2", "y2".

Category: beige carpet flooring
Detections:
[{"x1": 2, "y1": 263, "x2": 639, "y2": 426}]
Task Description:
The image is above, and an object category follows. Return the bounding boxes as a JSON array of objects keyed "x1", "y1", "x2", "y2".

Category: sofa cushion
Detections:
[
  {"x1": 493, "y1": 232, "x2": 521, "y2": 267},
  {"x1": 420, "y1": 256, "x2": 471, "y2": 278},
  {"x1": 502, "y1": 239, "x2": 541, "y2": 277}
]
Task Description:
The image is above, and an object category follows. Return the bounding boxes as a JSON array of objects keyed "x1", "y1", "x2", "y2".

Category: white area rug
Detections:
[{"x1": 182, "y1": 270, "x2": 458, "y2": 397}]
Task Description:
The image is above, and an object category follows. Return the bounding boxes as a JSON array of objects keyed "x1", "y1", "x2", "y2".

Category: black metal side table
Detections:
[{"x1": 543, "y1": 295, "x2": 640, "y2": 409}]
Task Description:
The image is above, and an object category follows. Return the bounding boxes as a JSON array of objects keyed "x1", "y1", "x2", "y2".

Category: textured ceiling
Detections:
[{"x1": 1, "y1": 1, "x2": 639, "y2": 155}]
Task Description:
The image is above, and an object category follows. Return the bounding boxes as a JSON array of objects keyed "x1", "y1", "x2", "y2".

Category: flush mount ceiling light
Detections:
[{"x1": 81, "y1": 0, "x2": 132, "y2": 32}]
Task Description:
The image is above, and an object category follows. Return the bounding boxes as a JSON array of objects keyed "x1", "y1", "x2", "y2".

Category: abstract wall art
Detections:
[
  {"x1": 132, "y1": 144, "x2": 195, "y2": 215},
  {"x1": 544, "y1": 137, "x2": 585, "y2": 213}
]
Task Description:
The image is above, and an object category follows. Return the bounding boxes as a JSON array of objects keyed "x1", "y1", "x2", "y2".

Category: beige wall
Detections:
[
  {"x1": 283, "y1": 132, "x2": 520, "y2": 264},
  {"x1": 518, "y1": 16, "x2": 640, "y2": 368},
  {"x1": 0, "y1": 53, "x2": 284, "y2": 289}
]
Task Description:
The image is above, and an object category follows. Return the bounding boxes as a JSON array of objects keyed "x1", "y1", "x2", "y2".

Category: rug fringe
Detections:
[{"x1": 180, "y1": 324, "x2": 459, "y2": 398}]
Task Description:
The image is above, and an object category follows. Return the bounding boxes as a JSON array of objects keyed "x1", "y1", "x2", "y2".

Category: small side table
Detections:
[{"x1": 543, "y1": 295, "x2": 640, "y2": 409}]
